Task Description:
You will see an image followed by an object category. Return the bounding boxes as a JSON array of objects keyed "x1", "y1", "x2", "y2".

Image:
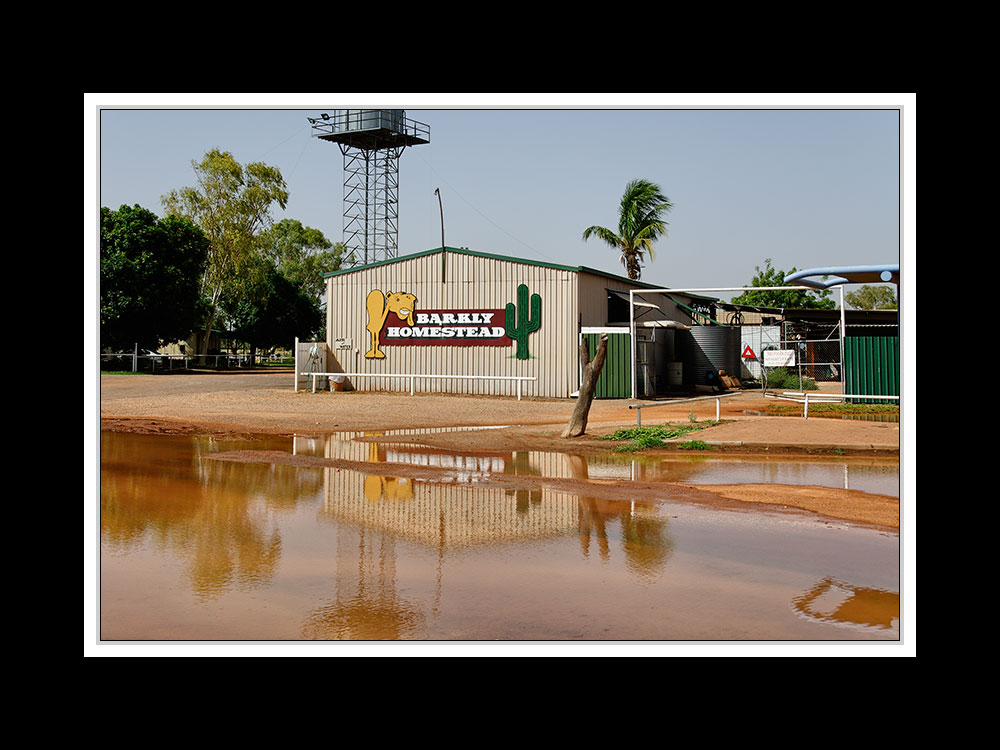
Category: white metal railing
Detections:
[
  {"x1": 629, "y1": 391, "x2": 743, "y2": 426},
  {"x1": 767, "y1": 391, "x2": 900, "y2": 419},
  {"x1": 300, "y1": 372, "x2": 537, "y2": 400}
]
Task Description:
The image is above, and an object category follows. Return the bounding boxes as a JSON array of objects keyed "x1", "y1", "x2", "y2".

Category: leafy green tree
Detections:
[
  {"x1": 161, "y1": 149, "x2": 289, "y2": 356},
  {"x1": 100, "y1": 204, "x2": 209, "y2": 351},
  {"x1": 260, "y1": 219, "x2": 343, "y2": 302},
  {"x1": 583, "y1": 178, "x2": 674, "y2": 280},
  {"x1": 223, "y1": 262, "x2": 323, "y2": 365},
  {"x1": 731, "y1": 258, "x2": 836, "y2": 309},
  {"x1": 845, "y1": 284, "x2": 897, "y2": 310}
]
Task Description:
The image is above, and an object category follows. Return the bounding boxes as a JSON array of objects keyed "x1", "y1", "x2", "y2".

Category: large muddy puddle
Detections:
[{"x1": 98, "y1": 430, "x2": 901, "y2": 644}]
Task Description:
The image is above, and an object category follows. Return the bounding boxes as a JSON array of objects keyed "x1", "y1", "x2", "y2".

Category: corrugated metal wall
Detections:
[
  {"x1": 582, "y1": 332, "x2": 632, "y2": 398},
  {"x1": 325, "y1": 251, "x2": 580, "y2": 398},
  {"x1": 845, "y1": 336, "x2": 899, "y2": 401}
]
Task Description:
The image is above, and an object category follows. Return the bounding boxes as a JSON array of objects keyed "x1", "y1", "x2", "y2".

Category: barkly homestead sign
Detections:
[
  {"x1": 381, "y1": 309, "x2": 509, "y2": 345},
  {"x1": 365, "y1": 282, "x2": 542, "y2": 360}
]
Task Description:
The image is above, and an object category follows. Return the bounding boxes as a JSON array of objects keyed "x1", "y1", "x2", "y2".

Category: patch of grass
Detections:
[
  {"x1": 678, "y1": 440, "x2": 714, "y2": 451},
  {"x1": 762, "y1": 402, "x2": 899, "y2": 418},
  {"x1": 603, "y1": 421, "x2": 720, "y2": 452}
]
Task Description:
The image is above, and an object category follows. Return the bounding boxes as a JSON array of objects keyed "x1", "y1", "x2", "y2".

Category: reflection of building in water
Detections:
[
  {"x1": 302, "y1": 430, "x2": 673, "y2": 637},
  {"x1": 310, "y1": 433, "x2": 667, "y2": 562},
  {"x1": 314, "y1": 433, "x2": 574, "y2": 546},
  {"x1": 322, "y1": 462, "x2": 581, "y2": 548},
  {"x1": 310, "y1": 432, "x2": 665, "y2": 549}
]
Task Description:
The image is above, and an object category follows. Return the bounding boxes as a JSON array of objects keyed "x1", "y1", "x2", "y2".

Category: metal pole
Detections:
[
  {"x1": 436, "y1": 188, "x2": 446, "y2": 284},
  {"x1": 434, "y1": 188, "x2": 444, "y2": 249},
  {"x1": 839, "y1": 287, "x2": 846, "y2": 395},
  {"x1": 629, "y1": 290, "x2": 637, "y2": 399}
]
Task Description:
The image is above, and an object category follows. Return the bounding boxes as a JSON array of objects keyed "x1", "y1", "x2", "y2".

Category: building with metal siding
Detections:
[{"x1": 323, "y1": 247, "x2": 697, "y2": 399}]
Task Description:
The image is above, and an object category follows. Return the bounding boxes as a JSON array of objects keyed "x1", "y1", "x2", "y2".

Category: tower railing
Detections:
[{"x1": 309, "y1": 110, "x2": 430, "y2": 146}]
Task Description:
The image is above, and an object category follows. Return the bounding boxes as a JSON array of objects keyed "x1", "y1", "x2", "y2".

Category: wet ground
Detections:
[{"x1": 98, "y1": 430, "x2": 901, "y2": 645}]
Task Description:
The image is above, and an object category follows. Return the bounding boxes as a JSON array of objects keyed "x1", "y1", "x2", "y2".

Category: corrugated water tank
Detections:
[{"x1": 676, "y1": 326, "x2": 741, "y2": 386}]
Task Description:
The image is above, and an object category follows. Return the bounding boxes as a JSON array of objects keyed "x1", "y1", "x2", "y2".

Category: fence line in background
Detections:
[
  {"x1": 101, "y1": 351, "x2": 291, "y2": 372},
  {"x1": 628, "y1": 389, "x2": 900, "y2": 425},
  {"x1": 766, "y1": 391, "x2": 900, "y2": 419},
  {"x1": 300, "y1": 372, "x2": 538, "y2": 400}
]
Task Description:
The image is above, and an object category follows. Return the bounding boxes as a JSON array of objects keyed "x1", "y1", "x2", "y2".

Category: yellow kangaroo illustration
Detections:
[{"x1": 365, "y1": 290, "x2": 417, "y2": 359}]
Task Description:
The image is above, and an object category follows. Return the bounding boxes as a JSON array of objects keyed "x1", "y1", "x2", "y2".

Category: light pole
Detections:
[
  {"x1": 435, "y1": 187, "x2": 446, "y2": 283},
  {"x1": 434, "y1": 187, "x2": 445, "y2": 249}
]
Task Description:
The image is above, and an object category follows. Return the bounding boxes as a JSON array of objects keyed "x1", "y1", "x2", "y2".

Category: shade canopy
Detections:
[{"x1": 784, "y1": 264, "x2": 899, "y2": 289}]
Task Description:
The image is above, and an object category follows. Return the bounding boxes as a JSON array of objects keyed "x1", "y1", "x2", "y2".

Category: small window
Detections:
[{"x1": 607, "y1": 290, "x2": 630, "y2": 323}]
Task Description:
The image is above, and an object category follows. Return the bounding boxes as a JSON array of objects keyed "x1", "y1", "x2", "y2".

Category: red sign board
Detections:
[{"x1": 742, "y1": 345, "x2": 756, "y2": 359}]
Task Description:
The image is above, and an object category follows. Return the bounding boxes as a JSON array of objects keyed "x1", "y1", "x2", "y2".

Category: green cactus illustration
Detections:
[{"x1": 505, "y1": 283, "x2": 542, "y2": 359}]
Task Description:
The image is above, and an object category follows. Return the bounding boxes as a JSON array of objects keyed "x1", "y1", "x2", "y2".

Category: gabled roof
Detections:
[{"x1": 323, "y1": 246, "x2": 674, "y2": 291}]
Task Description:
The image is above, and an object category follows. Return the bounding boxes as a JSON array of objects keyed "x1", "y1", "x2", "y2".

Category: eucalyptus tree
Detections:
[
  {"x1": 161, "y1": 149, "x2": 289, "y2": 356},
  {"x1": 260, "y1": 218, "x2": 343, "y2": 304},
  {"x1": 845, "y1": 284, "x2": 897, "y2": 310},
  {"x1": 583, "y1": 178, "x2": 674, "y2": 280}
]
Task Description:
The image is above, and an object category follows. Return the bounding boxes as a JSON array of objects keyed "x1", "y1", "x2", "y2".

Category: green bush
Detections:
[{"x1": 766, "y1": 366, "x2": 818, "y2": 391}]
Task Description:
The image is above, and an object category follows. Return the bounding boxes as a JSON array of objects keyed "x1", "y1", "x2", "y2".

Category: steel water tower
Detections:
[{"x1": 309, "y1": 109, "x2": 430, "y2": 266}]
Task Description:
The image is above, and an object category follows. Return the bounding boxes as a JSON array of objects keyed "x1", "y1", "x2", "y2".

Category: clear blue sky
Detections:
[{"x1": 90, "y1": 94, "x2": 912, "y2": 302}]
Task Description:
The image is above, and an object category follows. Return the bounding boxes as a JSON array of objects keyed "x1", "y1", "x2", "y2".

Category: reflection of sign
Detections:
[
  {"x1": 742, "y1": 344, "x2": 756, "y2": 359},
  {"x1": 381, "y1": 310, "x2": 511, "y2": 347},
  {"x1": 763, "y1": 349, "x2": 796, "y2": 367}
]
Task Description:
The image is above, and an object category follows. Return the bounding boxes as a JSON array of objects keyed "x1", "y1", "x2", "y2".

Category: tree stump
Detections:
[{"x1": 562, "y1": 333, "x2": 608, "y2": 438}]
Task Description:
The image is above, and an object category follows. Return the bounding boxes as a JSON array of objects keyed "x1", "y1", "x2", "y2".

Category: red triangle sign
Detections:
[{"x1": 742, "y1": 345, "x2": 756, "y2": 359}]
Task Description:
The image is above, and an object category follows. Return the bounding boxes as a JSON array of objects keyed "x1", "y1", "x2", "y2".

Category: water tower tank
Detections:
[{"x1": 334, "y1": 109, "x2": 405, "y2": 133}]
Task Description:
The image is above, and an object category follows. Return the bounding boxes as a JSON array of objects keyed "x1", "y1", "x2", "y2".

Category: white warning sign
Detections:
[{"x1": 763, "y1": 349, "x2": 796, "y2": 367}]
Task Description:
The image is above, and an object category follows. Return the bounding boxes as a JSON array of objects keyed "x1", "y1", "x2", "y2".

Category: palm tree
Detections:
[{"x1": 583, "y1": 179, "x2": 673, "y2": 280}]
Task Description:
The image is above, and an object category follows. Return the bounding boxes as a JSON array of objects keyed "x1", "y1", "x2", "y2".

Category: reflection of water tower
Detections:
[{"x1": 309, "y1": 110, "x2": 430, "y2": 266}]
